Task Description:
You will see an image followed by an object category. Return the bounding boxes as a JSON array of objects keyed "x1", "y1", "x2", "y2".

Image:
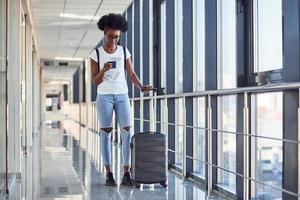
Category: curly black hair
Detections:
[{"x1": 97, "y1": 13, "x2": 128, "y2": 32}]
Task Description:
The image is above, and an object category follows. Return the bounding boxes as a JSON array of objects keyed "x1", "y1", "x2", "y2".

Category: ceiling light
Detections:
[
  {"x1": 60, "y1": 13, "x2": 97, "y2": 20},
  {"x1": 50, "y1": 21, "x2": 90, "y2": 26},
  {"x1": 54, "y1": 57, "x2": 83, "y2": 61}
]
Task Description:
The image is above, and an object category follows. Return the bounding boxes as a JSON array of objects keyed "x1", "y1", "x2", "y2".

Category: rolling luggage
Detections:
[
  {"x1": 130, "y1": 132, "x2": 167, "y2": 188},
  {"x1": 130, "y1": 89, "x2": 167, "y2": 188}
]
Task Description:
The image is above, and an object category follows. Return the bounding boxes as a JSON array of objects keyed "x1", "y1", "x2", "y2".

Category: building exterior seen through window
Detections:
[
  {"x1": 192, "y1": 0, "x2": 205, "y2": 178},
  {"x1": 251, "y1": 92, "x2": 283, "y2": 199},
  {"x1": 254, "y1": 0, "x2": 283, "y2": 72},
  {"x1": 217, "y1": 0, "x2": 237, "y2": 193}
]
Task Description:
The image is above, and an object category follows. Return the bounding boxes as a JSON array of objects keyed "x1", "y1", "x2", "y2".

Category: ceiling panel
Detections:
[
  {"x1": 31, "y1": 0, "x2": 133, "y2": 61},
  {"x1": 42, "y1": 64, "x2": 80, "y2": 79},
  {"x1": 76, "y1": 30, "x2": 101, "y2": 49}
]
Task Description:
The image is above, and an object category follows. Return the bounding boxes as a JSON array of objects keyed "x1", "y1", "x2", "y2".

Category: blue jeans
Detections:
[{"x1": 96, "y1": 94, "x2": 132, "y2": 167}]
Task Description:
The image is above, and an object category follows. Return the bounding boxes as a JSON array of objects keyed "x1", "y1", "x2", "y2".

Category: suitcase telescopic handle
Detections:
[
  {"x1": 152, "y1": 88, "x2": 157, "y2": 132},
  {"x1": 150, "y1": 88, "x2": 157, "y2": 94}
]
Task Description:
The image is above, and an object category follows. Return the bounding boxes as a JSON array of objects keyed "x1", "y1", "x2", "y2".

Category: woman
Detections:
[{"x1": 89, "y1": 13, "x2": 153, "y2": 186}]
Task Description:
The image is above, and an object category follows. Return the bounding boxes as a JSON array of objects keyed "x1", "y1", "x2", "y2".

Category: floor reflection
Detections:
[
  {"x1": 40, "y1": 119, "x2": 222, "y2": 200},
  {"x1": 40, "y1": 120, "x2": 84, "y2": 199}
]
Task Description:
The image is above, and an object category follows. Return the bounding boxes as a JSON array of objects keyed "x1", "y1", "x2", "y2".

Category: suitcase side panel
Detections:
[{"x1": 131, "y1": 133, "x2": 167, "y2": 183}]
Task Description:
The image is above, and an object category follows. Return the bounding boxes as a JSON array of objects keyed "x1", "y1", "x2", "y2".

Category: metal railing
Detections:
[
  {"x1": 82, "y1": 82, "x2": 300, "y2": 199},
  {"x1": 129, "y1": 82, "x2": 300, "y2": 199},
  {"x1": 133, "y1": 117, "x2": 299, "y2": 198}
]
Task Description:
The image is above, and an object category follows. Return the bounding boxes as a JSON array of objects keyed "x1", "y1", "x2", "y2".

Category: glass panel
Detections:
[
  {"x1": 21, "y1": 11, "x2": 26, "y2": 155},
  {"x1": 175, "y1": 99, "x2": 183, "y2": 166},
  {"x1": 0, "y1": 0, "x2": 4, "y2": 71},
  {"x1": 193, "y1": 0, "x2": 205, "y2": 92},
  {"x1": 254, "y1": 0, "x2": 283, "y2": 72},
  {"x1": 0, "y1": 0, "x2": 6, "y2": 191},
  {"x1": 217, "y1": 95, "x2": 236, "y2": 193},
  {"x1": 174, "y1": 0, "x2": 183, "y2": 167},
  {"x1": 160, "y1": 0, "x2": 166, "y2": 89},
  {"x1": 148, "y1": 0, "x2": 154, "y2": 131},
  {"x1": 192, "y1": 0, "x2": 205, "y2": 178},
  {"x1": 175, "y1": 175, "x2": 185, "y2": 200},
  {"x1": 175, "y1": 0, "x2": 183, "y2": 93},
  {"x1": 193, "y1": 187, "x2": 206, "y2": 199},
  {"x1": 250, "y1": 181, "x2": 283, "y2": 200},
  {"x1": 251, "y1": 92, "x2": 283, "y2": 199},
  {"x1": 218, "y1": 0, "x2": 237, "y2": 89},
  {"x1": 217, "y1": 0, "x2": 237, "y2": 193},
  {"x1": 8, "y1": 0, "x2": 18, "y2": 174},
  {"x1": 193, "y1": 97, "x2": 205, "y2": 177},
  {"x1": 159, "y1": 0, "x2": 166, "y2": 134}
]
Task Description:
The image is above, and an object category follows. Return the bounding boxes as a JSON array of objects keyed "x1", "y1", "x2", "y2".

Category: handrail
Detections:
[
  {"x1": 183, "y1": 154, "x2": 300, "y2": 198},
  {"x1": 74, "y1": 100, "x2": 300, "y2": 198},
  {"x1": 132, "y1": 82, "x2": 300, "y2": 100},
  {"x1": 86, "y1": 82, "x2": 300, "y2": 198},
  {"x1": 167, "y1": 133, "x2": 300, "y2": 196},
  {"x1": 134, "y1": 118, "x2": 300, "y2": 144},
  {"x1": 167, "y1": 149, "x2": 300, "y2": 197}
]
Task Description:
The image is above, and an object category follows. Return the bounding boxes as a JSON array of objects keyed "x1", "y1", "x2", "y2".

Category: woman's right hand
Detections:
[
  {"x1": 141, "y1": 85, "x2": 154, "y2": 93},
  {"x1": 102, "y1": 63, "x2": 112, "y2": 72}
]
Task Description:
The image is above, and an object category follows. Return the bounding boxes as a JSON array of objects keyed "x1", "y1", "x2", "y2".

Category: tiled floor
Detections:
[{"x1": 39, "y1": 119, "x2": 223, "y2": 200}]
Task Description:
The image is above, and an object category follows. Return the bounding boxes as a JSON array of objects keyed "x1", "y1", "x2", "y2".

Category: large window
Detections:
[
  {"x1": 160, "y1": 0, "x2": 166, "y2": 91},
  {"x1": 160, "y1": 0, "x2": 167, "y2": 136},
  {"x1": 148, "y1": 0, "x2": 155, "y2": 131},
  {"x1": 174, "y1": 0, "x2": 183, "y2": 167},
  {"x1": 130, "y1": 3, "x2": 136, "y2": 131},
  {"x1": 251, "y1": 92, "x2": 283, "y2": 199},
  {"x1": 251, "y1": 1, "x2": 283, "y2": 197},
  {"x1": 253, "y1": 0, "x2": 283, "y2": 72},
  {"x1": 8, "y1": 0, "x2": 21, "y2": 174},
  {"x1": 217, "y1": 0, "x2": 237, "y2": 193},
  {"x1": 139, "y1": 0, "x2": 144, "y2": 131},
  {"x1": 192, "y1": 0, "x2": 205, "y2": 178}
]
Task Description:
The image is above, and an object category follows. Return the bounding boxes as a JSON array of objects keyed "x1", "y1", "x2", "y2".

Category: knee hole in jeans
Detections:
[
  {"x1": 122, "y1": 126, "x2": 130, "y2": 132},
  {"x1": 101, "y1": 127, "x2": 112, "y2": 133}
]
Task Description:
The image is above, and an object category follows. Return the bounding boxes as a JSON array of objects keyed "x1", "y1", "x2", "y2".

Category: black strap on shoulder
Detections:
[
  {"x1": 123, "y1": 46, "x2": 127, "y2": 78},
  {"x1": 95, "y1": 48, "x2": 100, "y2": 69},
  {"x1": 123, "y1": 46, "x2": 126, "y2": 69}
]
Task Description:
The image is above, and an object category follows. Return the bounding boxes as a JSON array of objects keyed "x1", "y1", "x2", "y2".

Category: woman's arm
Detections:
[
  {"x1": 125, "y1": 57, "x2": 153, "y2": 92},
  {"x1": 90, "y1": 59, "x2": 112, "y2": 85}
]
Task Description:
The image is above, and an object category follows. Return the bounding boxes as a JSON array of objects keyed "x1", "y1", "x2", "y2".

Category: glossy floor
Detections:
[{"x1": 39, "y1": 120, "x2": 223, "y2": 200}]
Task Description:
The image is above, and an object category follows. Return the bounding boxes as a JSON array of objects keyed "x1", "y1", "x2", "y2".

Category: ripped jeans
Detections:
[{"x1": 96, "y1": 94, "x2": 132, "y2": 166}]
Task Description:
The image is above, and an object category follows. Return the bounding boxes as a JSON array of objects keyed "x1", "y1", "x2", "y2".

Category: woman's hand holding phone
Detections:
[{"x1": 103, "y1": 63, "x2": 112, "y2": 72}]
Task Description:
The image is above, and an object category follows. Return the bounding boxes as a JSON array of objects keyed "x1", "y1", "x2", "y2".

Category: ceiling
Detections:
[
  {"x1": 45, "y1": 82, "x2": 68, "y2": 95},
  {"x1": 30, "y1": 0, "x2": 133, "y2": 60},
  {"x1": 42, "y1": 65, "x2": 79, "y2": 81}
]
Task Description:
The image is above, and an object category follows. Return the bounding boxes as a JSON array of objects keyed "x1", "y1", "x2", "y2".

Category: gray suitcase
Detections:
[{"x1": 130, "y1": 132, "x2": 167, "y2": 188}]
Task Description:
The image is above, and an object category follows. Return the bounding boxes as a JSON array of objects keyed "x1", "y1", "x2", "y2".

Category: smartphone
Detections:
[{"x1": 107, "y1": 61, "x2": 116, "y2": 68}]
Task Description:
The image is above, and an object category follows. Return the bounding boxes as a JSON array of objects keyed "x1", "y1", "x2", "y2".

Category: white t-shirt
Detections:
[{"x1": 89, "y1": 45, "x2": 131, "y2": 94}]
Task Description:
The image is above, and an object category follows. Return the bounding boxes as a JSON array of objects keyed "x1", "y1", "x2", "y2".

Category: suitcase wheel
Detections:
[{"x1": 160, "y1": 181, "x2": 167, "y2": 188}]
